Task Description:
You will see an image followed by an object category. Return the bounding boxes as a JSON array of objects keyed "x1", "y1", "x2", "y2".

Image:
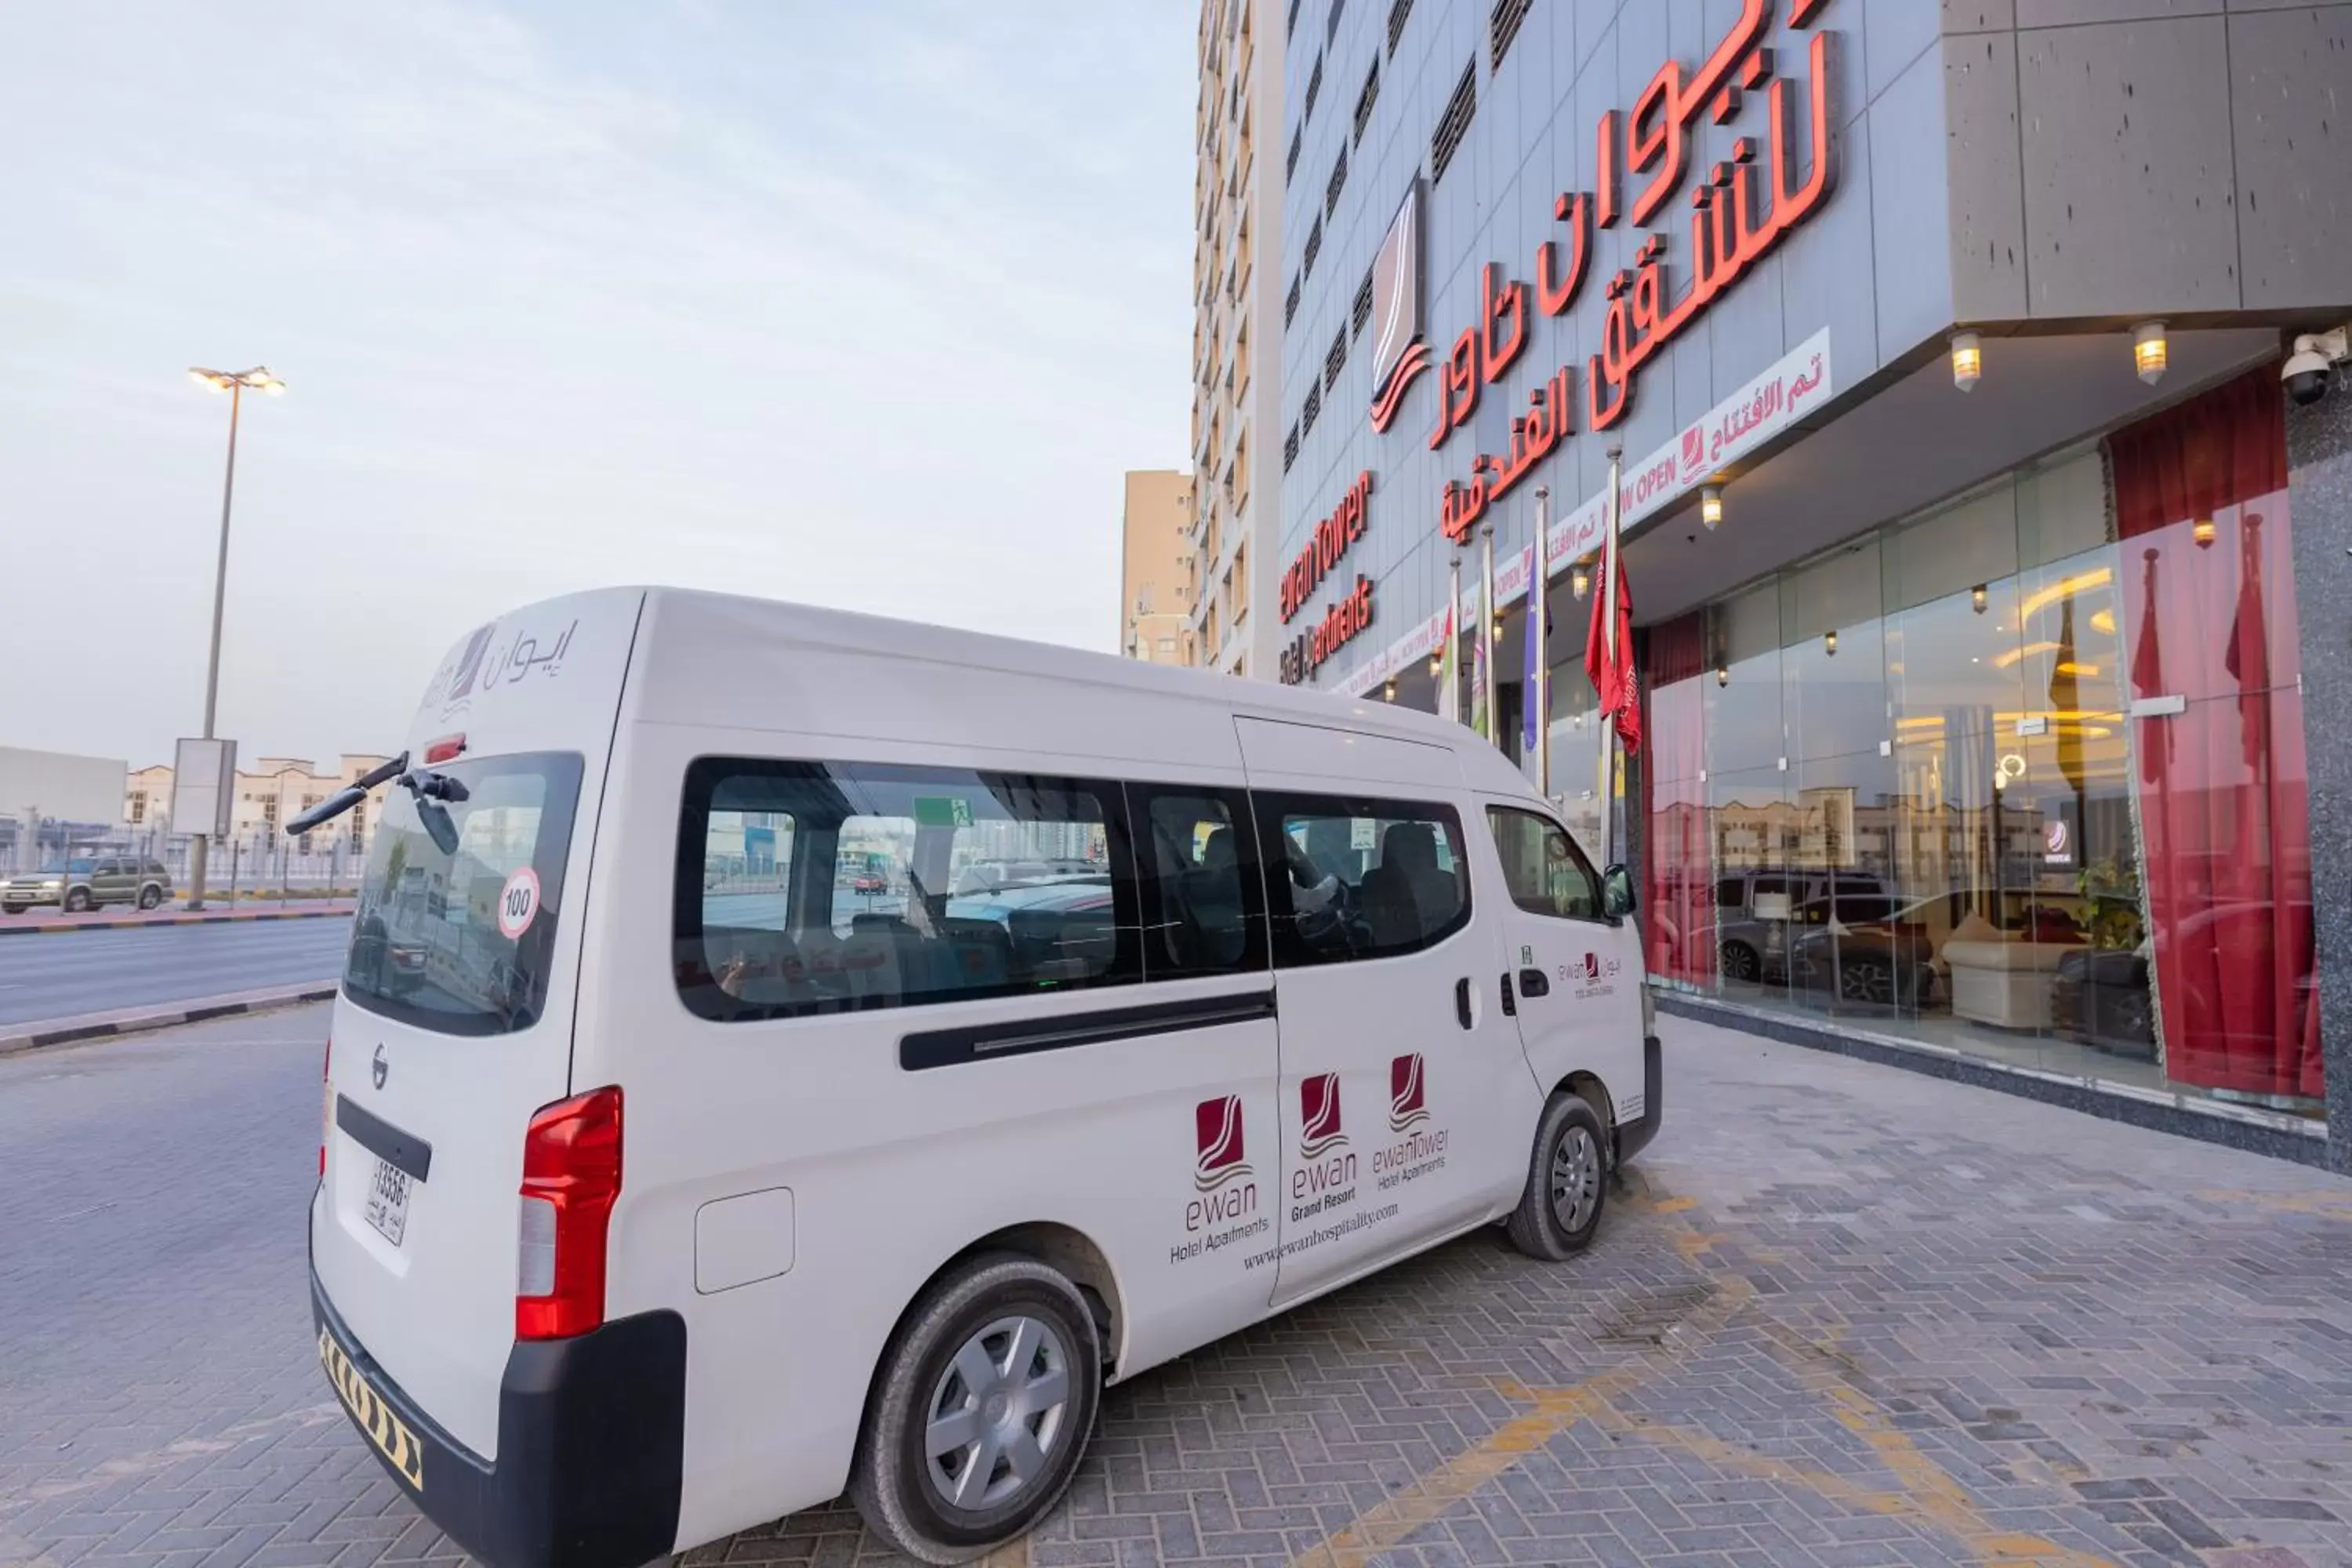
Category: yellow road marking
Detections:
[
  {"x1": 2196, "y1": 1187, "x2": 2352, "y2": 1222},
  {"x1": 1284, "y1": 1183, "x2": 2122, "y2": 1568}
]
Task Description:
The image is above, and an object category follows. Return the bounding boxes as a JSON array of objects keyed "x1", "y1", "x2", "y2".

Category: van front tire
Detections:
[
  {"x1": 1505, "y1": 1093, "x2": 1609, "y2": 1261},
  {"x1": 850, "y1": 1252, "x2": 1102, "y2": 1565}
]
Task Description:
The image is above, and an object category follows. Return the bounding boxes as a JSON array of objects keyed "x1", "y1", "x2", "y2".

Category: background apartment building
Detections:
[
  {"x1": 1189, "y1": 0, "x2": 1283, "y2": 677},
  {"x1": 1120, "y1": 470, "x2": 1196, "y2": 665}
]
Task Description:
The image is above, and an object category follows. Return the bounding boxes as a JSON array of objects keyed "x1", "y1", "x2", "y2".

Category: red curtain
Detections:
[
  {"x1": 2108, "y1": 368, "x2": 2320, "y2": 1099},
  {"x1": 1642, "y1": 613, "x2": 1715, "y2": 986}
]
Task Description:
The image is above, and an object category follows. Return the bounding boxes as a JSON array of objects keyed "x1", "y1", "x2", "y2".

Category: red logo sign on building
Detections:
[{"x1": 1368, "y1": 181, "x2": 1428, "y2": 434}]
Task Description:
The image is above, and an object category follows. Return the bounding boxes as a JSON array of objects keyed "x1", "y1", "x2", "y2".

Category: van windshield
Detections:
[{"x1": 343, "y1": 752, "x2": 584, "y2": 1036}]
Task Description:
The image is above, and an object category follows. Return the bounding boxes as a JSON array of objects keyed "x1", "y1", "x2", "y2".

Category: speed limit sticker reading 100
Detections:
[{"x1": 497, "y1": 866, "x2": 540, "y2": 941}]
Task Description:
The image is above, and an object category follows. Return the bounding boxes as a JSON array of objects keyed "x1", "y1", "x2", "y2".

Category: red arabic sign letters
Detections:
[{"x1": 1369, "y1": 0, "x2": 1839, "y2": 466}]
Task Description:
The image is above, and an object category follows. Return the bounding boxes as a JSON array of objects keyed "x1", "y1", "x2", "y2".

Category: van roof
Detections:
[{"x1": 583, "y1": 586, "x2": 1537, "y2": 794}]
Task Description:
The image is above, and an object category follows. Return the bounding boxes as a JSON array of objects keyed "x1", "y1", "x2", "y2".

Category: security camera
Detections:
[{"x1": 2285, "y1": 328, "x2": 2350, "y2": 407}]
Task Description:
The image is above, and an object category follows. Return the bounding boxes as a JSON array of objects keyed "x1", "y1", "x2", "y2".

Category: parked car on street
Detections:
[{"x1": 1, "y1": 855, "x2": 174, "y2": 913}]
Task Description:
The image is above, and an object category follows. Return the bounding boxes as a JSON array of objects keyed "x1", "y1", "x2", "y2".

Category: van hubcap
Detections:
[
  {"x1": 924, "y1": 1314, "x2": 1072, "y2": 1513},
  {"x1": 1549, "y1": 1124, "x2": 1601, "y2": 1233}
]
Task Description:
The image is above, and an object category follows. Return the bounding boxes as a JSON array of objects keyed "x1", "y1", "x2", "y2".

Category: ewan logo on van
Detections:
[
  {"x1": 1300, "y1": 1073, "x2": 1347, "y2": 1158},
  {"x1": 1193, "y1": 1095, "x2": 1251, "y2": 1191},
  {"x1": 1388, "y1": 1054, "x2": 1429, "y2": 1133}
]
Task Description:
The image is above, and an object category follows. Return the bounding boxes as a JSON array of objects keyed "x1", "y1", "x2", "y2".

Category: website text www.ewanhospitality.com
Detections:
[{"x1": 1238, "y1": 1203, "x2": 1401, "y2": 1270}]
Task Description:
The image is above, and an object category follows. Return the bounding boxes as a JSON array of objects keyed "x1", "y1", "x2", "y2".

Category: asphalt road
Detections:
[
  {"x1": 5, "y1": 1007, "x2": 2352, "y2": 1567},
  {"x1": 0, "y1": 917, "x2": 352, "y2": 1025}
]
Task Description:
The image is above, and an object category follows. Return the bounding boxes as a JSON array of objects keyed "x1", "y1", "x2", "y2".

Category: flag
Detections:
[
  {"x1": 1523, "y1": 549, "x2": 1545, "y2": 758},
  {"x1": 1584, "y1": 554, "x2": 1641, "y2": 750},
  {"x1": 1436, "y1": 602, "x2": 1460, "y2": 724},
  {"x1": 2047, "y1": 593, "x2": 2085, "y2": 858},
  {"x1": 2129, "y1": 546, "x2": 2169, "y2": 786},
  {"x1": 2224, "y1": 513, "x2": 2271, "y2": 770},
  {"x1": 1469, "y1": 619, "x2": 1490, "y2": 739}
]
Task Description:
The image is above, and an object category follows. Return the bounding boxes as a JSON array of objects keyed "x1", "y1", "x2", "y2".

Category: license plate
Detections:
[{"x1": 364, "y1": 1158, "x2": 411, "y2": 1247}]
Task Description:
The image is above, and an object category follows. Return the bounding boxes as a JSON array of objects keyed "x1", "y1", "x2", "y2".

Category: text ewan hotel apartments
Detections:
[{"x1": 1269, "y1": 0, "x2": 2352, "y2": 1171}]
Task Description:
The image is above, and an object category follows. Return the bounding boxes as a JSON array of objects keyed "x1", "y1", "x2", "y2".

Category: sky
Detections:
[{"x1": 0, "y1": 2, "x2": 1196, "y2": 770}]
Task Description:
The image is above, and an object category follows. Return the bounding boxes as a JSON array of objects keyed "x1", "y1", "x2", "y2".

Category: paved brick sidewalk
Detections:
[{"x1": 4, "y1": 1011, "x2": 2349, "y2": 1568}]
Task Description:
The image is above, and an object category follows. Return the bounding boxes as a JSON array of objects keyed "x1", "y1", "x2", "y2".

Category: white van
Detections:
[{"x1": 308, "y1": 587, "x2": 1661, "y2": 1568}]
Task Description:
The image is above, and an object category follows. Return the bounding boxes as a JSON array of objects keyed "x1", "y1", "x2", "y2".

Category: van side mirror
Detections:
[{"x1": 1602, "y1": 863, "x2": 1636, "y2": 920}]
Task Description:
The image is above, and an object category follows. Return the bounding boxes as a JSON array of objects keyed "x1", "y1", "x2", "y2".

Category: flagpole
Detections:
[
  {"x1": 1599, "y1": 446, "x2": 1624, "y2": 860},
  {"x1": 1446, "y1": 552, "x2": 1463, "y2": 723},
  {"x1": 1534, "y1": 485, "x2": 1552, "y2": 798},
  {"x1": 1479, "y1": 521, "x2": 1498, "y2": 746}
]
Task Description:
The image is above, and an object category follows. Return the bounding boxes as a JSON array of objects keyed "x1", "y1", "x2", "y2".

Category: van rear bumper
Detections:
[
  {"x1": 1615, "y1": 1035, "x2": 1664, "y2": 1164},
  {"x1": 311, "y1": 1269, "x2": 686, "y2": 1568}
]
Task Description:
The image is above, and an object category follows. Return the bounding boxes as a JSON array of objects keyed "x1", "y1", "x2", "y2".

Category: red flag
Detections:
[
  {"x1": 1584, "y1": 554, "x2": 1641, "y2": 750},
  {"x1": 2129, "y1": 547, "x2": 2169, "y2": 786},
  {"x1": 2223, "y1": 513, "x2": 2270, "y2": 771}
]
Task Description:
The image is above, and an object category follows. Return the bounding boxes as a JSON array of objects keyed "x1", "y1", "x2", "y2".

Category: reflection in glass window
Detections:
[
  {"x1": 677, "y1": 760, "x2": 1139, "y2": 1022},
  {"x1": 1257, "y1": 793, "x2": 1469, "y2": 965},
  {"x1": 1486, "y1": 807, "x2": 1600, "y2": 920},
  {"x1": 1135, "y1": 788, "x2": 1265, "y2": 978},
  {"x1": 344, "y1": 753, "x2": 584, "y2": 1037}
]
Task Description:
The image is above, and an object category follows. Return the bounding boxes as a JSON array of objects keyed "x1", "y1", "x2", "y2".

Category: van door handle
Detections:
[
  {"x1": 1454, "y1": 977, "x2": 1474, "y2": 1030},
  {"x1": 1519, "y1": 967, "x2": 1551, "y2": 999}
]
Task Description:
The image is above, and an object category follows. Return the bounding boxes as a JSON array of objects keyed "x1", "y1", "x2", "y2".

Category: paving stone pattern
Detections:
[{"x1": 3, "y1": 1011, "x2": 2350, "y2": 1568}]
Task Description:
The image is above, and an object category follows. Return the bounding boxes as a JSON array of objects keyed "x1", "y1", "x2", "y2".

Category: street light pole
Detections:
[{"x1": 183, "y1": 366, "x2": 283, "y2": 911}]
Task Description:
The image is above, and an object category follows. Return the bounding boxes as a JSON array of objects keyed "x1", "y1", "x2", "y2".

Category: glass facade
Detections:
[{"x1": 1638, "y1": 369, "x2": 2324, "y2": 1117}]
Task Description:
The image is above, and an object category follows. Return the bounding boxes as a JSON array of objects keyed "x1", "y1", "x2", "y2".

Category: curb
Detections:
[
  {"x1": 0, "y1": 907, "x2": 354, "y2": 938},
  {"x1": 0, "y1": 982, "x2": 339, "y2": 1056}
]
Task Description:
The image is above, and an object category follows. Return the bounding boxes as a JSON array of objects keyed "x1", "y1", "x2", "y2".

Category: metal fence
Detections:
[{"x1": 2, "y1": 817, "x2": 367, "y2": 900}]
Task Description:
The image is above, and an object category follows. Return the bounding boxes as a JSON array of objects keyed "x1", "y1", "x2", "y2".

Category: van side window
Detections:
[
  {"x1": 676, "y1": 759, "x2": 1142, "y2": 1022},
  {"x1": 1253, "y1": 792, "x2": 1470, "y2": 966},
  {"x1": 1485, "y1": 807, "x2": 1601, "y2": 920},
  {"x1": 1131, "y1": 786, "x2": 1267, "y2": 978}
]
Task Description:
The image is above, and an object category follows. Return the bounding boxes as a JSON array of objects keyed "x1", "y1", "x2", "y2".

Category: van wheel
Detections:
[
  {"x1": 850, "y1": 1253, "x2": 1102, "y2": 1565},
  {"x1": 1505, "y1": 1093, "x2": 1609, "y2": 1261}
]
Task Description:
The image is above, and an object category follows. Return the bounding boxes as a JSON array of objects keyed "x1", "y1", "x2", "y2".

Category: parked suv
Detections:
[{"x1": 0, "y1": 856, "x2": 174, "y2": 913}]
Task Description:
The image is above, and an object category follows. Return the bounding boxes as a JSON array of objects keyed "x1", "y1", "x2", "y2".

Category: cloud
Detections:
[{"x1": 0, "y1": 0, "x2": 1193, "y2": 768}]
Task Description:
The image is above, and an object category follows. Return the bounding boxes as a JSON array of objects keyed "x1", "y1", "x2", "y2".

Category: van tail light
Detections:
[
  {"x1": 320, "y1": 1040, "x2": 333, "y2": 1180},
  {"x1": 515, "y1": 1087, "x2": 623, "y2": 1341}
]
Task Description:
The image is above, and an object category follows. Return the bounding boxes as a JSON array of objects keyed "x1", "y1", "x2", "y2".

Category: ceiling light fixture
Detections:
[
  {"x1": 1950, "y1": 330, "x2": 1983, "y2": 392},
  {"x1": 2133, "y1": 321, "x2": 2169, "y2": 385}
]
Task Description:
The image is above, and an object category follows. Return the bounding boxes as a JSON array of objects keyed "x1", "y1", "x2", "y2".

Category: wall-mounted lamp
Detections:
[
  {"x1": 1972, "y1": 583, "x2": 1988, "y2": 615},
  {"x1": 2193, "y1": 517, "x2": 2217, "y2": 550},
  {"x1": 1383, "y1": 676, "x2": 1397, "y2": 702},
  {"x1": 1716, "y1": 662, "x2": 1729, "y2": 688},
  {"x1": 1701, "y1": 485, "x2": 1724, "y2": 531},
  {"x1": 1950, "y1": 330, "x2": 1983, "y2": 392},
  {"x1": 1824, "y1": 629, "x2": 1838, "y2": 657},
  {"x1": 2133, "y1": 321, "x2": 2169, "y2": 386},
  {"x1": 1430, "y1": 648, "x2": 1445, "y2": 679},
  {"x1": 1571, "y1": 561, "x2": 1591, "y2": 599}
]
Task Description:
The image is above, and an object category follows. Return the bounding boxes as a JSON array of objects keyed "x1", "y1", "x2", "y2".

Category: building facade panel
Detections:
[{"x1": 1272, "y1": 0, "x2": 2352, "y2": 1165}]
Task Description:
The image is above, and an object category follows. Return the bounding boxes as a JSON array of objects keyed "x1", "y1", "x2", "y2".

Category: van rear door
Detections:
[{"x1": 311, "y1": 590, "x2": 642, "y2": 1463}]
